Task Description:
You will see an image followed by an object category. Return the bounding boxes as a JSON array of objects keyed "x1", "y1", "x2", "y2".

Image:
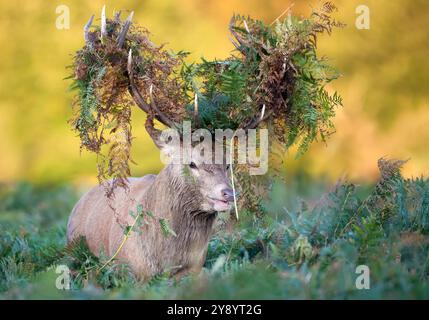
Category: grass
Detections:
[{"x1": 0, "y1": 160, "x2": 428, "y2": 299}]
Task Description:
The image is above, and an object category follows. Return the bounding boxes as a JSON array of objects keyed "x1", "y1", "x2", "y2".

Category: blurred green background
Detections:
[{"x1": 0, "y1": 0, "x2": 428, "y2": 186}]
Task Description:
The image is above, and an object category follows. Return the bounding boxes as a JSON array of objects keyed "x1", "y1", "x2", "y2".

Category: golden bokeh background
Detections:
[{"x1": 0, "y1": 0, "x2": 428, "y2": 185}]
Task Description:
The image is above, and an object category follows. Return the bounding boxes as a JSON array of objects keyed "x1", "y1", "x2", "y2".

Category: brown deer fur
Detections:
[{"x1": 67, "y1": 160, "x2": 233, "y2": 280}]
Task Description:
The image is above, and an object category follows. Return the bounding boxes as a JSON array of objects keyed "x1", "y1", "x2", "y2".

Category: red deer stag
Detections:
[{"x1": 66, "y1": 9, "x2": 265, "y2": 280}]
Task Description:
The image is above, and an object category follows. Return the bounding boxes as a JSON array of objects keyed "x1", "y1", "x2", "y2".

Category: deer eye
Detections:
[{"x1": 189, "y1": 162, "x2": 197, "y2": 169}]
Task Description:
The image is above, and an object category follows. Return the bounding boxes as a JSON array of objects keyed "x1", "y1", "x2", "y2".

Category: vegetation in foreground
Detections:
[{"x1": 0, "y1": 159, "x2": 428, "y2": 299}]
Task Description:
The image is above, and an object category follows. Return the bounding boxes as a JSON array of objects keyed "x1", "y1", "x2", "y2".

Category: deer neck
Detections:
[{"x1": 146, "y1": 164, "x2": 217, "y2": 229}]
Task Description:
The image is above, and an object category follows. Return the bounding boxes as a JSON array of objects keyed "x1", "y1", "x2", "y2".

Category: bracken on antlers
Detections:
[{"x1": 69, "y1": 2, "x2": 343, "y2": 193}]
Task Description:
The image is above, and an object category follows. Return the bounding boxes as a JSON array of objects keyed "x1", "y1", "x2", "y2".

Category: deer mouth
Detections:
[{"x1": 208, "y1": 197, "x2": 232, "y2": 211}]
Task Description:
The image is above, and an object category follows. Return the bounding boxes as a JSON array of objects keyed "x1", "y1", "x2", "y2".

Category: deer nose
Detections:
[{"x1": 222, "y1": 188, "x2": 235, "y2": 202}]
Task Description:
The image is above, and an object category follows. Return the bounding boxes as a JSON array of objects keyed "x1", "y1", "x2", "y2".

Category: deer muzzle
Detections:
[{"x1": 222, "y1": 188, "x2": 235, "y2": 202}]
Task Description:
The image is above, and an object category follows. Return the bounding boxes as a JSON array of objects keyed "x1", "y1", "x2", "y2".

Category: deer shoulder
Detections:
[{"x1": 66, "y1": 175, "x2": 156, "y2": 259}]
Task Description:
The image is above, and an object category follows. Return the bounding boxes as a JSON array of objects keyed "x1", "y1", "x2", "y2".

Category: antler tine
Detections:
[
  {"x1": 114, "y1": 10, "x2": 122, "y2": 23},
  {"x1": 229, "y1": 15, "x2": 246, "y2": 48},
  {"x1": 193, "y1": 93, "x2": 198, "y2": 117},
  {"x1": 243, "y1": 106, "x2": 273, "y2": 130},
  {"x1": 117, "y1": 11, "x2": 134, "y2": 48},
  {"x1": 83, "y1": 15, "x2": 95, "y2": 44},
  {"x1": 228, "y1": 36, "x2": 246, "y2": 55},
  {"x1": 127, "y1": 50, "x2": 177, "y2": 129},
  {"x1": 192, "y1": 92, "x2": 200, "y2": 127},
  {"x1": 100, "y1": 5, "x2": 107, "y2": 41},
  {"x1": 243, "y1": 19, "x2": 250, "y2": 33}
]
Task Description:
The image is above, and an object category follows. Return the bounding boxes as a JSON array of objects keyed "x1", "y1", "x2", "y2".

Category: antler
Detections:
[
  {"x1": 229, "y1": 15, "x2": 247, "y2": 55},
  {"x1": 117, "y1": 11, "x2": 134, "y2": 48},
  {"x1": 100, "y1": 5, "x2": 107, "y2": 41},
  {"x1": 110, "y1": 10, "x2": 177, "y2": 131},
  {"x1": 84, "y1": 7, "x2": 267, "y2": 140},
  {"x1": 243, "y1": 107, "x2": 273, "y2": 130},
  {"x1": 83, "y1": 15, "x2": 94, "y2": 44},
  {"x1": 83, "y1": 7, "x2": 178, "y2": 143},
  {"x1": 95, "y1": 7, "x2": 177, "y2": 134},
  {"x1": 127, "y1": 50, "x2": 177, "y2": 130}
]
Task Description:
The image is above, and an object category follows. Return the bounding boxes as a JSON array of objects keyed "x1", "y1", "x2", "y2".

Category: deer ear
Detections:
[{"x1": 157, "y1": 128, "x2": 182, "y2": 164}]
